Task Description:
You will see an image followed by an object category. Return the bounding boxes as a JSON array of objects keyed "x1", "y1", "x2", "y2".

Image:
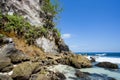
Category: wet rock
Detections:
[
  {"x1": 0, "y1": 75, "x2": 13, "y2": 80},
  {"x1": 55, "y1": 72, "x2": 66, "y2": 80},
  {"x1": 90, "y1": 57, "x2": 96, "y2": 62},
  {"x1": 75, "y1": 70, "x2": 88, "y2": 78},
  {"x1": 108, "y1": 77, "x2": 116, "y2": 80},
  {"x1": 90, "y1": 73, "x2": 117, "y2": 80},
  {"x1": 95, "y1": 62, "x2": 118, "y2": 69},
  {"x1": 12, "y1": 62, "x2": 40, "y2": 80}
]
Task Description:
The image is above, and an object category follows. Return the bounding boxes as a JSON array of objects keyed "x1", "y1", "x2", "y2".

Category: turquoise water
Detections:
[{"x1": 80, "y1": 67, "x2": 120, "y2": 80}]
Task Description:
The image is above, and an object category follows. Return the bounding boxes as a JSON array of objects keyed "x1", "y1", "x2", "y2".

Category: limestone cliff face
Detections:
[
  {"x1": 0, "y1": 0, "x2": 43, "y2": 26},
  {"x1": 0, "y1": 0, "x2": 69, "y2": 53}
]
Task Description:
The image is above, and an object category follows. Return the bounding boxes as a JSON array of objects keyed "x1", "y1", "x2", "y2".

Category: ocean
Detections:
[
  {"x1": 48, "y1": 52, "x2": 120, "y2": 80},
  {"x1": 78, "y1": 52, "x2": 120, "y2": 80},
  {"x1": 76, "y1": 52, "x2": 120, "y2": 58},
  {"x1": 76, "y1": 52, "x2": 120, "y2": 64}
]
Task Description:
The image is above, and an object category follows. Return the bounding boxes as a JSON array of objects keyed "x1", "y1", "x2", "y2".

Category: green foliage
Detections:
[
  {"x1": 53, "y1": 28, "x2": 61, "y2": 38},
  {"x1": 42, "y1": 0, "x2": 62, "y2": 17},
  {"x1": 4, "y1": 14, "x2": 30, "y2": 33},
  {"x1": 0, "y1": 11, "x2": 3, "y2": 27},
  {"x1": 0, "y1": 14, "x2": 49, "y2": 45},
  {"x1": 0, "y1": 34, "x2": 4, "y2": 38}
]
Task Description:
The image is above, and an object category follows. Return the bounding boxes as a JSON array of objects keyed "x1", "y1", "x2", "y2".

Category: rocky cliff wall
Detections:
[
  {"x1": 0, "y1": 0, "x2": 69, "y2": 54},
  {"x1": 0, "y1": 0, "x2": 43, "y2": 26}
]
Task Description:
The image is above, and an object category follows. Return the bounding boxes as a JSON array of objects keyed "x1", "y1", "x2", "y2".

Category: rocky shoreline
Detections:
[
  {"x1": 0, "y1": 0, "x2": 119, "y2": 80},
  {"x1": 0, "y1": 37, "x2": 118, "y2": 80},
  {"x1": 0, "y1": 37, "x2": 92, "y2": 80}
]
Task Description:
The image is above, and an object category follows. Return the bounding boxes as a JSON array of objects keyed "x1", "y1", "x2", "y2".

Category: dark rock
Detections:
[
  {"x1": 58, "y1": 40, "x2": 69, "y2": 53},
  {"x1": 95, "y1": 62, "x2": 118, "y2": 69},
  {"x1": 90, "y1": 57, "x2": 96, "y2": 62},
  {"x1": 75, "y1": 70, "x2": 88, "y2": 78},
  {"x1": 3, "y1": 38, "x2": 13, "y2": 44},
  {"x1": 0, "y1": 37, "x2": 13, "y2": 46},
  {"x1": 0, "y1": 57, "x2": 13, "y2": 72},
  {"x1": 58, "y1": 44, "x2": 69, "y2": 53},
  {"x1": 8, "y1": 50, "x2": 30, "y2": 64},
  {"x1": 0, "y1": 64, "x2": 13, "y2": 72},
  {"x1": 108, "y1": 77, "x2": 116, "y2": 80},
  {"x1": 55, "y1": 72, "x2": 66, "y2": 80},
  {"x1": 0, "y1": 43, "x2": 16, "y2": 56},
  {"x1": 0, "y1": 43, "x2": 30, "y2": 64},
  {"x1": 0, "y1": 75, "x2": 13, "y2": 80}
]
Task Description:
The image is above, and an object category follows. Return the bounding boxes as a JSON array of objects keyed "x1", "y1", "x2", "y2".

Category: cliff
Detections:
[
  {"x1": 0, "y1": 0, "x2": 69, "y2": 54},
  {"x1": 0, "y1": 0, "x2": 92, "y2": 80}
]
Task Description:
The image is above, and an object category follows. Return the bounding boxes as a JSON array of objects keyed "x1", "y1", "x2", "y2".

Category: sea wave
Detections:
[{"x1": 96, "y1": 57, "x2": 120, "y2": 64}]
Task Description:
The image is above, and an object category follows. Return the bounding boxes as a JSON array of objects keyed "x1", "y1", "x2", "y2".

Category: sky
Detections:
[{"x1": 57, "y1": 0, "x2": 120, "y2": 52}]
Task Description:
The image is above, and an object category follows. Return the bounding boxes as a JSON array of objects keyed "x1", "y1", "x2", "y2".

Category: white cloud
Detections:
[{"x1": 62, "y1": 34, "x2": 71, "y2": 39}]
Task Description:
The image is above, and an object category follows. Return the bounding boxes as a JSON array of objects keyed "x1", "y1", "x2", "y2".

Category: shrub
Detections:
[
  {"x1": 53, "y1": 28, "x2": 61, "y2": 38},
  {"x1": 0, "y1": 34, "x2": 4, "y2": 38}
]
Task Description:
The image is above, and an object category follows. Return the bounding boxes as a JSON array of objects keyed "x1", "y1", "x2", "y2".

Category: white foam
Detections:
[
  {"x1": 0, "y1": 71, "x2": 13, "y2": 76},
  {"x1": 48, "y1": 64, "x2": 77, "y2": 80},
  {"x1": 96, "y1": 57, "x2": 120, "y2": 64}
]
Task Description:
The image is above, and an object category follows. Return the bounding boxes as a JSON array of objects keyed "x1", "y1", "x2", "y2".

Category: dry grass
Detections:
[{"x1": 0, "y1": 30, "x2": 46, "y2": 58}]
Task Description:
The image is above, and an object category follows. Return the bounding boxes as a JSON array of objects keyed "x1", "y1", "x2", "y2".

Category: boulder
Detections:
[
  {"x1": 56, "y1": 54, "x2": 92, "y2": 69},
  {"x1": 8, "y1": 50, "x2": 30, "y2": 64},
  {"x1": 0, "y1": 57, "x2": 13, "y2": 72},
  {"x1": 0, "y1": 43, "x2": 30, "y2": 64},
  {"x1": 55, "y1": 72, "x2": 66, "y2": 80},
  {"x1": 34, "y1": 74, "x2": 49, "y2": 80},
  {"x1": 30, "y1": 71, "x2": 66, "y2": 80},
  {"x1": 95, "y1": 62, "x2": 118, "y2": 69},
  {"x1": 12, "y1": 62, "x2": 40, "y2": 80},
  {"x1": 75, "y1": 70, "x2": 91, "y2": 80},
  {"x1": 0, "y1": 75, "x2": 13, "y2": 80},
  {"x1": 75, "y1": 70, "x2": 88, "y2": 78},
  {"x1": 0, "y1": 43, "x2": 16, "y2": 56}
]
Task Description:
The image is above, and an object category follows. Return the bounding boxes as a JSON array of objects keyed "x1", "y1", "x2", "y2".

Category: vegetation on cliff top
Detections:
[
  {"x1": 42, "y1": 0, "x2": 62, "y2": 17},
  {"x1": 0, "y1": 0, "x2": 62, "y2": 45}
]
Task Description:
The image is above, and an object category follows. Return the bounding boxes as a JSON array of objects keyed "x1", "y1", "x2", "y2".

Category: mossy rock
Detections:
[
  {"x1": 70, "y1": 55, "x2": 92, "y2": 68},
  {"x1": 12, "y1": 62, "x2": 40, "y2": 80},
  {"x1": 30, "y1": 74, "x2": 49, "y2": 80},
  {"x1": 56, "y1": 54, "x2": 92, "y2": 69}
]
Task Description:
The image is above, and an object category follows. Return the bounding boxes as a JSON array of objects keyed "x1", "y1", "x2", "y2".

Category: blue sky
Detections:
[{"x1": 57, "y1": 0, "x2": 120, "y2": 52}]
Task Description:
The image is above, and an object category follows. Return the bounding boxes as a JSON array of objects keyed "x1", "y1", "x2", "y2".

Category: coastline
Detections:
[{"x1": 48, "y1": 53, "x2": 120, "y2": 80}]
